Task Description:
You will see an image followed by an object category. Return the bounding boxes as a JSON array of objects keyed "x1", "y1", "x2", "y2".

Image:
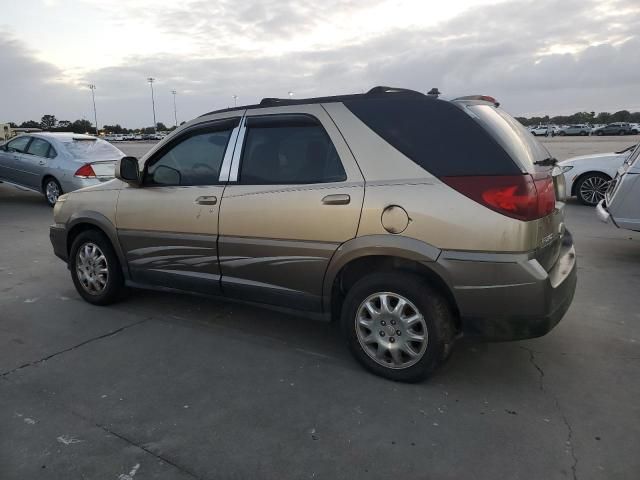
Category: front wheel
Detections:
[
  {"x1": 576, "y1": 173, "x2": 611, "y2": 206},
  {"x1": 341, "y1": 272, "x2": 455, "y2": 382},
  {"x1": 70, "y1": 230, "x2": 124, "y2": 305},
  {"x1": 43, "y1": 178, "x2": 62, "y2": 207}
]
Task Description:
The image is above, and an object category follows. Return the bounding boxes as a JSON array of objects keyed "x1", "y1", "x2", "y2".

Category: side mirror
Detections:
[{"x1": 116, "y1": 156, "x2": 141, "y2": 185}]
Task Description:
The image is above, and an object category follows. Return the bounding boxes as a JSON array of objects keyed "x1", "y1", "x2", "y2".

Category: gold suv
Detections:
[{"x1": 50, "y1": 87, "x2": 577, "y2": 381}]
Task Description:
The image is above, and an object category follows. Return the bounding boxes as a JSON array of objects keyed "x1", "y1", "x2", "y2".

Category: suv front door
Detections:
[
  {"x1": 115, "y1": 117, "x2": 241, "y2": 294},
  {"x1": 218, "y1": 105, "x2": 365, "y2": 311}
]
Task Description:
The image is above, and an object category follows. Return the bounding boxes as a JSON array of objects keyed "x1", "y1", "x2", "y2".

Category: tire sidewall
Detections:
[
  {"x1": 70, "y1": 230, "x2": 124, "y2": 305},
  {"x1": 341, "y1": 272, "x2": 453, "y2": 382}
]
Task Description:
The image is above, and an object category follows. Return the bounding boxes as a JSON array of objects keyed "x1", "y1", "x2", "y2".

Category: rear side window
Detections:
[
  {"x1": 344, "y1": 97, "x2": 521, "y2": 176},
  {"x1": 27, "y1": 138, "x2": 51, "y2": 157},
  {"x1": 239, "y1": 115, "x2": 346, "y2": 184}
]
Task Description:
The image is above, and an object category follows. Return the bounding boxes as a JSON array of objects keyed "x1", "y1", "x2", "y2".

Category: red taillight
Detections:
[
  {"x1": 74, "y1": 164, "x2": 96, "y2": 178},
  {"x1": 442, "y1": 174, "x2": 555, "y2": 221}
]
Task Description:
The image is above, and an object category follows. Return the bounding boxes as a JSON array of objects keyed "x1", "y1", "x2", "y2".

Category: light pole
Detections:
[
  {"x1": 88, "y1": 84, "x2": 99, "y2": 135},
  {"x1": 147, "y1": 77, "x2": 157, "y2": 133},
  {"x1": 232, "y1": 94, "x2": 238, "y2": 107},
  {"x1": 171, "y1": 90, "x2": 178, "y2": 127}
]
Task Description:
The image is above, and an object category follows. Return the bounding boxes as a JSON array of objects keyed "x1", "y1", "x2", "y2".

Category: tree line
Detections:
[
  {"x1": 515, "y1": 110, "x2": 640, "y2": 126},
  {"x1": 8, "y1": 115, "x2": 183, "y2": 134}
]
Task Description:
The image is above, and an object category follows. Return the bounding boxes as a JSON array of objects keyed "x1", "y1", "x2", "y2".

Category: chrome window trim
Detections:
[
  {"x1": 218, "y1": 122, "x2": 242, "y2": 182},
  {"x1": 228, "y1": 117, "x2": 247, "y2": 182}
]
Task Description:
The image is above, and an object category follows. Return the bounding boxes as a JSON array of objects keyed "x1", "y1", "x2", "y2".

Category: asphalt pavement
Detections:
[{"x1": 1, "y1": 138, "x2": 639, "y2": 479}]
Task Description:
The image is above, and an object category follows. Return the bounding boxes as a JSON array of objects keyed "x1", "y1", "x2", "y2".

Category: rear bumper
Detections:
[
  {"x1": 49, "y1": 224, "x2": 68, "y2": 262},
  {"x1": 435, "y1": 231, "x2": 577, "y2": 341}
]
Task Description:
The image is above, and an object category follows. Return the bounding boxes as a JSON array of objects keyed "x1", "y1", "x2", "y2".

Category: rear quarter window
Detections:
[{"x1": 343, "y1": 96, "x2": 522, "y2": 177}]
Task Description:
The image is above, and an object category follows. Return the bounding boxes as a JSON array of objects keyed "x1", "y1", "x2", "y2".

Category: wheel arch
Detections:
[
  {"x1": 323, "y1": 235, "x2": 460, "y2": 329},
  {"x1": 41, "y1": 174, "x2": 59, "y2": 194},
  {"x1": 66, "y1": 212, "x2": 129, "y2": 279}
]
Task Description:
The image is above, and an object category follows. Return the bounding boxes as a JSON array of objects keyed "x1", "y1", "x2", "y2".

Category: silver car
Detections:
[
  {"x1": 597, "y1": 142, "x2": 640, "y2": 232},
  {"x1": 0, "y1": 132, "x2": 124, "y2": 206}
]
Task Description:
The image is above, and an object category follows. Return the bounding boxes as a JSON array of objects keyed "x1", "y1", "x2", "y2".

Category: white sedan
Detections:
[{"x1": 558, "y1": 143, "x2": 637, "y2": 206}]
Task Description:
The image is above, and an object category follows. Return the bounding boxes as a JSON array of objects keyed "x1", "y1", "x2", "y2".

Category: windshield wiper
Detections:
[{"x1": 534, "y1": 157, "x2": 558, "y2": 166}]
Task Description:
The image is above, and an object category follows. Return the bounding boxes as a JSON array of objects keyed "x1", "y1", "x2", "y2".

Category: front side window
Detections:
[
  {"x1": 27, "y1": 138, "x2": 51, "y2": 157},
  {"x1": 145, "y1": 129, "x2": 232, "y2": 186},
  {"x1": 239, "y1": 117, "x2": 346, "y2": 185},
  {"x1": 7, "y1": 136, "x2": 31, "y2": 153}
]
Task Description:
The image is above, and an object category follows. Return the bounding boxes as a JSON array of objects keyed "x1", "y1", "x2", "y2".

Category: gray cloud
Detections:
[{"x1": 1, "y1": 0, "x2": 639, "y2": 127}]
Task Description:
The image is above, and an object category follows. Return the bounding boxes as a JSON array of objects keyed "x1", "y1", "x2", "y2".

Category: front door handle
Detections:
[
  {"x1": 322, "y1": 194, "x2": 350, "y2": 205},
  {"x1": 195, "y1": 195, "x2": 217, "y2": 205},
  {"x1": 38, "y1": 160, "x2": 46, "y2": 165}
]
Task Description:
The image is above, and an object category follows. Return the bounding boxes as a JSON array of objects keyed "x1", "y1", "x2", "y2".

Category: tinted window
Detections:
[
  {"x1": 27, "y1": 138, "x2": 51, "y2": 157},
  {"x1": 64, "y1": 138, "x2": 122, "y2": 160},
  {"x1": 468, "y1": 104, "x2": 551, "y2": 171},
  {"x1": 7, "y1": 136, "x2": 31, "y2": 153},
  {"x1": 344, "y1": 96, "x2": 521, "y2": 177},
  {"x1": 146, "y1": 130, "x2": 231, "y2": 186},
  {"x1": 240, "y1": 118, "x2": 345, "y2": 184}
]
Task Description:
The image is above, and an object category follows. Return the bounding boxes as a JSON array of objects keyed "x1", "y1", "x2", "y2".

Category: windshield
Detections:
[
  {"x1": 63, "y1": 139, "x2": 123, "y2": 161},
  {"x1": 467, "y1": 104, "x2": 552, "y2": 172}
]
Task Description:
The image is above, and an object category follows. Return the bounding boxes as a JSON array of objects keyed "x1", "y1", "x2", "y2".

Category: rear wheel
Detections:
[
  {"x1": 576, "y1": 173, "x2": 610, "y2": 206},
  {"x1": 596, "y1": 130, "x2": 603, "y2": 136},
  {"x1": 580, "y1": 131, "x2": 587, "y2": 136},
  {"x1": 43, "y1": 177, "x2": 62, "y2": 207},
  {"x1": 341, "y1": 272, "x2": 455, "y2": 382},
  {"x1": 70, "y1": 230, "x2": 124, "y2": 305}
]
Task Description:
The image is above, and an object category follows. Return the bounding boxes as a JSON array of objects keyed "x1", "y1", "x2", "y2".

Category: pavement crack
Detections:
[
  {"x1": 520, "y1": 346, "x2": 545, "y2": 392},
  {"x1": 0, "y1": 318, "x2": 150, "y2": 378},
  {"x1": 520, "y1": 346, "x2": 579, "y2": 480},
  {"x1": 94, "y1": 422, "x2": 204, "y2": 480}
]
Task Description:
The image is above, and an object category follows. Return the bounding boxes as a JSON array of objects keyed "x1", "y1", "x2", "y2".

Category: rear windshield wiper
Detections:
[{"x1": 534, "y1": 157, "x2": 558, "y2": 166}]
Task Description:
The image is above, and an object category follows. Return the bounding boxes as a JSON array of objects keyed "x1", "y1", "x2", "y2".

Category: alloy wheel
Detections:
[
  {"x1": 45, "y1": 180, "x2": 60, "y2": 205},
  {"x1": 579, "y1": 176, "x2": 609, "y2": 205},
  {"x1": 75, "y1": 242, "x2": 109, "y2": 295},
  {"x1": 355, "y1": 292, "x2": 428, "y2": 369}
]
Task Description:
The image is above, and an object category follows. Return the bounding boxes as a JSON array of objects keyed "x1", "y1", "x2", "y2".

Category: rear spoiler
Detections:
[{"x1": 453, "y1": 95, "x2": 500, "y2": 107}]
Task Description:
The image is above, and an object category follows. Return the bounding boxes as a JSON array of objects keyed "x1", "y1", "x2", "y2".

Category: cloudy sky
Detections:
[{"x1": 1, "y1": 0, "x2": 639, "y2": 127}]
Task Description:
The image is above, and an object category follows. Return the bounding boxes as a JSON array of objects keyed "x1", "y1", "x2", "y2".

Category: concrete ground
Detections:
[{"x1": 1, "y1": 137, "x2": 639, "y2": 479}]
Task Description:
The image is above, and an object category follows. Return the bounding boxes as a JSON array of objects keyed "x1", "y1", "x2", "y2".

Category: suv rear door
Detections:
[
  {"x1": 218, "y1": 105, "x2": 364, "y2": 311},
  {"x1": 115, "y1": 117, "x2": 241, "y2": 294}
]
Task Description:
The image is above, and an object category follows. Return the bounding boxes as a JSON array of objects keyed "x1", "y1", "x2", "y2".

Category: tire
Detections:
[
  {"x1": 43, "y1": 177, "x2": 62, "y2": 207},
  {"x1": 558, "y1": 131, "x2": 566, "y2": 136},
  {"x1": 340, "y1": 272, "x2": 455, "y2": 382},
  {"x1": 580, "y1": 131, "x2": 587, "y2": 136},
  {"x1": 619, "y1": 130, "x2": 625, "y2": 136},
  {"x1": 576, "y1": 173, "x2": 611, "y2": 206},
  {"x1": 596, "y1": 130, "x2": 603, "y2": 136},
  {"x1": 70, "y1": 230, "x2": 125, "y2": 305}
]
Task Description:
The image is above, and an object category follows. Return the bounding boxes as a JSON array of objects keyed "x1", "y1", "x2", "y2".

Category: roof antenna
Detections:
[{"x1": 427, "y1": 87, "x2": 441, "y2": 97}]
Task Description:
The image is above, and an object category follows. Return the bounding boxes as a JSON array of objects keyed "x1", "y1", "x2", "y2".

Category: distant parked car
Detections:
[
  {"x1": 134, "y1": 134, "x2": 143, "y2": 141},
  {"x1": 530, "y1": 125, "x2": 560, "y2": 136},
  {"x1": 0, "y1": 132, "x2": 124, "y2": 206},
  {"x1": 592, "y1": 123, "x2": 632, "y2": 136},
  {"x1": 597, "y1": 143, "x2": 640, "y2": 231},
  {"x1": 558, "y1": 143, "x2": 637, "y2": 205},
  {"x1": 558, "y1": 124, "x2": 591, "y2": 136},
  {"x1": 630, "y1": 123, "x2": 640, "y2": 134}
]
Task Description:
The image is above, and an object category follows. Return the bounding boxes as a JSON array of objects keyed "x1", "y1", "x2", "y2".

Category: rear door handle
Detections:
[
  {"x1": 322, "y1": 194, "x2": 350, "y2": 205},
  {"x1": 38, "y1": 160, "x2": 46, "y2": 165},
  {"x1": 195, "y1": 195, "x2": 217, "y2": 205}
]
